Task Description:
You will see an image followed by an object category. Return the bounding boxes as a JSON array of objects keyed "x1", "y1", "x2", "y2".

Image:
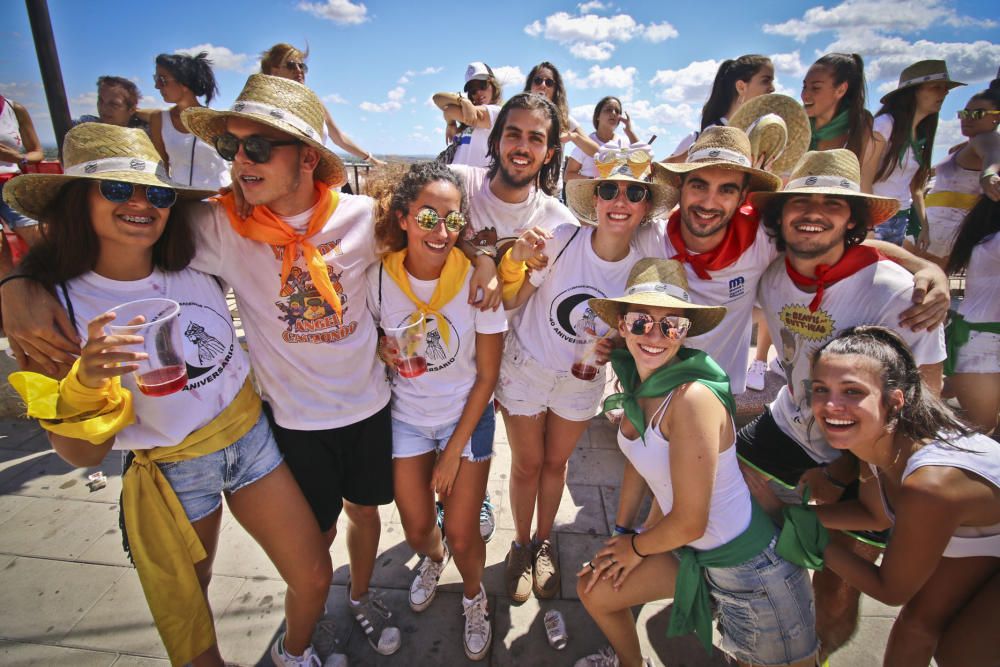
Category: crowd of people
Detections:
[{"x1": 0, "y1": 43, "x2": 998, "y2": 667}]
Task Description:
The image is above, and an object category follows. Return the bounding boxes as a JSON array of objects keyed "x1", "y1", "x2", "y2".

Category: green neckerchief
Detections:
[
  {"x1": 668, "y1": 502, "x2": 776, "y2": 653},
  {"x1": 604, "y1": 347, "x2": 736, "y2": 442},
  {"x1": 809, "y1": 110, "x2": 850, "y2": 150},
  {"x1": 945, "y1": 312, "x2": 1000, "y2": 375},
  {"x1": 900, "y1": 133, "x2": 927, "y2": 168},
  {"x1": 775, "y1": 489, "x2": 830, "y2": 570}
]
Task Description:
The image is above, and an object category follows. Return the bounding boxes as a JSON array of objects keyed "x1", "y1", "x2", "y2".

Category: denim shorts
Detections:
[
  {"x1": 495, "y1": 335, "x2": 606, "y2": 421},
  {"x1": 156, "y1": 413, "x2": 284, "y2": 522},
  {"x1": 872, "y1": 207, "x2": 910, "y2": 246},
  {"x1": 392, "y1": 401, "x2": 495, "y2": 462},
  {"x1": 705, "y1": 537, "x2": 818, "y2": 665},
  {"x1": 0, "y1": 180, "x2": 38, "y2": 229}
]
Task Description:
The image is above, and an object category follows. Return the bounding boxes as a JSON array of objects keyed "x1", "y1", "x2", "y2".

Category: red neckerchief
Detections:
[
  {"x1": 667, "y1": 204, "x2": 760, "y2": 280},
  {"x1": 784, "y1": 245, "x2": 884, "y2": 312}
]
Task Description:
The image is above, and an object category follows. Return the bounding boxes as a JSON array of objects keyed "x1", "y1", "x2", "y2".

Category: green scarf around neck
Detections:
[
  {"x1": 603, "y1": 347, "x2": 735, "y2": 442},
  {"x1": 899, "y1": 133, "x2": 927, "y2": 168},
  {"x1": 809, "y1": 109, "x2": 850, "y2": 150}
]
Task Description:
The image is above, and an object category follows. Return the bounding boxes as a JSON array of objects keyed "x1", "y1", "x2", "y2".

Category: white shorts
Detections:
[
  {"x1": 952, "y1": 329, "x2": 1000, "y2": 373},
  {"x1": 496, "y1": 335, "x2": 607, "y2": 421}
]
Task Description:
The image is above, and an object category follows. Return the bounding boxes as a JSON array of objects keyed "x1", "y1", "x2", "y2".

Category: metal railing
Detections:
[{"x1": 343, "y1": 162, "x2": 372, "y2": 195}]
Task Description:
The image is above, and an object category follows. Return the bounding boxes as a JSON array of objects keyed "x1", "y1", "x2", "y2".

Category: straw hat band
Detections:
[
  {"x1": 785, "y1": 174, "x2": 860, "y2": 192},
  {"x1": 688, "y1": 147, "x2": 751, "y2": 167},
  {"x1": 64, "y1": 157, "x2": 169, "y2": 179},
  {"x1": 899, "y1": 71, "x2": 950, "y2": 88},
  {"x1": 626, "y1": 282, "x2": 691, "y2": 303},
  {"x1": 229, "y1": 100, "x2": 320, "y2": 141}
]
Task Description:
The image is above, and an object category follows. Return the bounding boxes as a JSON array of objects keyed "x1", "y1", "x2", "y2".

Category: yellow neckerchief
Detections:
[
  {"x1": 219, "y1": 182, "x2": 343, "y2": 319},
  {"x1": 10, "y1": 363, "x2": 260, "y2": 667},
  {"x1": 381, "y1": 247, "x2": 469, "y2": 350}
]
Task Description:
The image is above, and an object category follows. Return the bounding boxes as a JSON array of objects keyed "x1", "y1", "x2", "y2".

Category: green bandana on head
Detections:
[{"x1": 603, "y1": 347, "x2": 736, "y2": 441}]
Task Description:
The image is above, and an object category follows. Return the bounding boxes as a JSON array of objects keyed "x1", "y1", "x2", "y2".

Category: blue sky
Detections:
[{"x1": 3, "y1": 0, "x2": 998, "y2": 161}]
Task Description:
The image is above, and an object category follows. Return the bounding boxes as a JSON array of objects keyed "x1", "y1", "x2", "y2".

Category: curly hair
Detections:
[
  {"x1": 155, "y1": 52, "x2": 219, "y2": 104},
  {"x1": 485, "y1": 93, "x2": 563, "y2": 197},
  {"x1": 760, "y1": 194, "x2": 871, "y2": 252},
  {"x1": 368, "y1": 161, "x2": 470, "y2": 253}
]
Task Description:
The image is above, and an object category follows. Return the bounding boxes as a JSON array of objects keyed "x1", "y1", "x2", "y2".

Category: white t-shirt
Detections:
[
  {"x1": 872, "y1": 114, "x2": 918, "y2": 209},
  {"x1": 957, "y1": 233, "x2": 1000, "y2": 323},
  {"x1": 568, "y1": 132, "x2": 631, "y2": 178},
  {"x1": 668, "y1": 118, "x2": 727, "y2": 159},
  {"x1": 59, "y1": 268, "x2": 249, "y2": 451},
  {"x1": 452, "y1": 104, "x2": 501, "y2": 168},
  {"x1": 187, "y1": 194, "x2": 390, "y2": 430},
  {"x1": 451, "y1": 164, "x2": 578, "y2": 258},
  {"x1": 366, "y1": 261, "x2": 507, "y2": 425},
  {"x1": 633, "y1": 216, "x2": 779, "y2": 393},
  {"x1": 0, "y1": 96, "x2": 22, "y2": 176},
  {"x1": 159, "y1": 110, "x2": 232, "y2": 190},
  {"x1": 514, "y1": 224, "x2": 640, "y2": 370},
  {"x1": 760, "y1": 257, "x2": 946, "y2": 462}
]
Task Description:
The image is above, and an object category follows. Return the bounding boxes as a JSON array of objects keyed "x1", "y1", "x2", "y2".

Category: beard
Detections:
[
  {"x1": 680, "y1": 206, "x2": 733, "y2": 239},
  {"x1": 497, "y1": 157, "x2": 541, "y2": 190}
]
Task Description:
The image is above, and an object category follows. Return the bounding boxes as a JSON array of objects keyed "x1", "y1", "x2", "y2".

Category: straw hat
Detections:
[
  {"x1": 728, "y1": 93, "x2": 811, "y2": 176},
  {"x1": 749, "y1": 149, "x2": 899, "y2": 225},
  {"x1": 182, "y1": 74, "x2": 345, "y2": 187},
  {"x1": 565, "y1": 144, "x2": 679, "y2": 224},
  {"x1": 880, "y1": 60, "x2": 965, "y2": 105},
  {"x1": 656, "y1": 126, "x2": 782, "y2": 193},
  {"x1": 589, "y1": 258, "x2": 727, "y2": 338},
  {"x1": 2, "y1": 123, "x2": 216, "y2": 220}
]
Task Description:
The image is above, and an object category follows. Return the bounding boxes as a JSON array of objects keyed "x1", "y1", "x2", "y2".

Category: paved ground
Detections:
[{"x1": 0, "y1": 346, "x2": 897, "y2": 666}]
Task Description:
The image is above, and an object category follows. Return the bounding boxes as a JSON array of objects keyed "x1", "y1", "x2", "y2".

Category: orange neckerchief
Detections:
[{"x1": 219, "y1": 183, "x2": 342, "y2": 318}]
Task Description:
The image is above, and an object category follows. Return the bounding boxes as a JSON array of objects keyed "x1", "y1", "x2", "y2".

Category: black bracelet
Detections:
[
  {"x1": 630, "y1": 533, "x2": 648, "y2": 558},
  {"x1": 822, "y1": 466, "x2": 850, "y2": 490},
  {"x1": 0, "y1": 273, "x2": 38, "y2": 290}
]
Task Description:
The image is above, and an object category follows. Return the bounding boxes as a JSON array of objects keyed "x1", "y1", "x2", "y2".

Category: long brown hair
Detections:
[
  {"x1": 701, "y1": 55, "x2": 771, "y2": 129},
  {"x1": 874, "y1": 86, "x2": 936, "y2": 191},
  {"x1": 812, "y1": 53, "x2": 873, "y2": 160},
  {"x1": 486, "y1": 93, "x2": 563, "y2": 197},
  {"x1": 523, "y1": 61, "x2": 570, "y2": 129}
]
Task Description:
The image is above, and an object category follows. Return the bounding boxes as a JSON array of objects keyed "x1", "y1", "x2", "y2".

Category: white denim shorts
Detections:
[
  {"x1": 495, "y1": 335, "x2": 606, "y2": 421},
  {"x1": 952, "y1": 329, "x2": 1000, "y2": 373}
]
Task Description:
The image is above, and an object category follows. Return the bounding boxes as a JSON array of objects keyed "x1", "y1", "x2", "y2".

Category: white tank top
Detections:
[
  {"x1": 871, "y1": 432, "x2": 1000, "y2": 558},
  {"x1": 0, "y1": 97, "x2": 23, "y2": 176},
  {"x1": 617, "y1": 390, "x2": 752, "y2": 550},
  {"x1": 926, "y1": 151, "x2": 981, "y2": 226},
  {"x1": 159, "y1": 109, "x2": 231, "y2": 189}
]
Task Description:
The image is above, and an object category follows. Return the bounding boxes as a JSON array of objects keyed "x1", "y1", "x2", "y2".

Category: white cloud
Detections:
[
  {"x1": 174, "y1": 44, "x2": 252, "y2": 72},
  {"x1": 387, "y1": 86, "x2": 406, "y2": 101},
  {"x1": 296, "y1": 0, "x2": 369, "y2": 25},
  {"x1": 649, "y1": 59, "x2": 722, "y2": 103},
  {"x1": 399, "y1": 66, "x2": 443, "y2": 84},
  {"x1": 569, "y1": 41, "x2": 615, "y2": 61},
  {"x1": 359, "y1": 100, "x2": 400, "y2": 113},
  {"x1": 565, "y1": 65, "x2": 636, "y2": 90},
  {"x1": 323, "y1": 93, "x2": 348, "y2": 104},
  {"x1": 642, "y1": 22, "x2": 679, "y2": 43},
  {"x1": 577, "y1": 0, "x2": 608, "y2": 12},
  {"x1": 764, "y1": 0, "x2": 994, "y2": 42},
  {"x1": 852, "y1": 39, "x2": 1000, "y2": 85},
  {"x1": 492, "y1": 66, "x2": 526, "y2": 91},
  {"x1": 935, "y1": 118, "x2": 964, "y2": 152}
]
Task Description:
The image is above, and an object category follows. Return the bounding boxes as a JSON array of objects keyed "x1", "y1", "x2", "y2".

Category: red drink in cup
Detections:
[
  {"x1": 571, "y1": 362, "x2": 598, "y2": 381},
  {"x1": 571, "y1": 325, "x2": 610, "y2": 381},
  {"x1": 383, "y1": 316, "x2": 427, "y2": 379},
  {"x1": 108, "y1": 298, "x2": 188, "y2": 398}
]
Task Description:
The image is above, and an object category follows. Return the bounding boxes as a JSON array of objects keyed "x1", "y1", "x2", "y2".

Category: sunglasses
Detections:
[
  {"x1": 283, "y1": 61, "x2": 308, "y2": 73},
  {"x1": 532, "y1": 76, "x2": 556, "y2": 88},
  {"x1": 415, "y1": 208, "x2": 466, "y2": 233},
  {"x1": 957, "y1": 109, "x2": 1000, "y2": 120},
  {"x1": 465, "y1": 80, "x2": 490, "y2": 93},
  {"x1": 596, "y1": 182, "x2": 650, "y2": 203},
  {"x1": 623, "y1": 312, "x2": 691, "y2": 340},
  {"x1": 153, "y1": 74, "x2": 172, "y2": 87},
  {"x1": 99, "y1": 180, "x2": 177, "y2": 208},
  {"x1": 215, "y1": 133, "x2": 300, "y2": 163}
]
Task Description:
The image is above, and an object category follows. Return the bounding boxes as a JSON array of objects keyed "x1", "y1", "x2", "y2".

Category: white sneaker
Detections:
[
  {"x1": 270, "y1": 634, "x2": 330, "y2": 667},
  {"x1": 746, "y1": 359, "x2": 767, "y2": 391},
  {"x1": 573, "y1": 648, "x2": 652, "y2": 667},
  {"x1": 409, "y1": 542, "x2": 451, "y2": 611},
  {"x1": 462, "y1": 586, "x2": 492, "y2": 661},
  {"x1": 479, "y1": 493, "x2": 496, "y2": 543}
]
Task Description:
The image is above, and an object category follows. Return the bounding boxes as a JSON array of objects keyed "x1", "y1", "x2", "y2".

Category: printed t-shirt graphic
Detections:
[
  {"x1": 187, "y1": 195, "x2": 390, "y2": 430},
  {"x1": 758, "y1": 256, "x2": 946, "y2": 463}
]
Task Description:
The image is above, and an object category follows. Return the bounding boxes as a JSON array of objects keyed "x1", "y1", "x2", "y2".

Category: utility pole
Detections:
[{"x1": 24, "y1": 0, "x2": 71, "y2": 157}]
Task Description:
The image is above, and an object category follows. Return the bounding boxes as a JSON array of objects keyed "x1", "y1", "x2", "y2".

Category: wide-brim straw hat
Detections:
[
  {"x1": 566, "y1": 145, "x2": 679, "y2": 224},
  {"x1": 183, "y1": 74, "x2": 345, "y2": 187},
  {"x1": 2, "y1": 123, "x2": 216, "y2": 220},
  {"x1": 749, "y1": 149, "x2": 899, "y2": 225},
  {"x1": 657, "y1": 126, "x2": 782, "y2": 193},
  {"x1": 880, "y1": 60, "x2": 966, "y2": 105},
  {"x1": 432, "y1": 92, "x2": 464, "y2": 111},
  {"x1": 729, "y1": 93, "x2": 811, "y2": 176},
  {"x1": 589, "y1": 258, "x2": 727, "y2": 338}
]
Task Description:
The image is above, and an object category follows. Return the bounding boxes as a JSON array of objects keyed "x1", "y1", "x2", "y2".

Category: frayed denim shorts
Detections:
[
  {"x1": 155, "y1": 412, "x2": 283, "y2": 522},
  {"x1": 391, "y1": 400, "x2": 495, "y2": 462},
  {"x1": 705, "y1": 537, "x2": 819, "y2": 665}
]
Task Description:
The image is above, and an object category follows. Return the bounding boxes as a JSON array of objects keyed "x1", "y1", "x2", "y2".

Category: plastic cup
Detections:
[
  {"x1": 572, "y1": 325, "x2": 610, "y2": 381},
  {"x1": 383, "y1": 318, "x2": 426, "y2": 379},
  {"x1": 108, "y1": 298, "x2": 187, "y2": 397}
]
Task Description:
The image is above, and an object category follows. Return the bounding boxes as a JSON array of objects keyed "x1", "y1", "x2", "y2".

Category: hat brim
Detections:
[
  {"x1": 565, "y1": 174, "x2": 679, "y2": 225},
  {"x1": 656, "y1": 159, "x2": 782, "y2": 194},
  {"x1": 588, "y1": 293, "x2": 727, "y2": 339},
  {"x1": 432, "y1": 92, "x2": 463, "y2": 110},
  {"x1": 182, "y1": 107, "x2": 346, "y2": 188},
  {"x1": 748, "y1": 188, "x2": 900, "y2": 227},
  {"x1": 880, "y1": 80, "x2": 965, "y2": 105},
  {"x1": 2, "y1": 171, "x2": 216, "y2": 221},
  {"x1": 728, "y1": 94, "x2": 812, "y2": 177}
]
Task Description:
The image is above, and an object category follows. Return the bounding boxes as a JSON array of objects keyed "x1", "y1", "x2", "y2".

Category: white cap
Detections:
[{"x1": 465, "y1": 62, "x2": 492, "y2": 83}]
